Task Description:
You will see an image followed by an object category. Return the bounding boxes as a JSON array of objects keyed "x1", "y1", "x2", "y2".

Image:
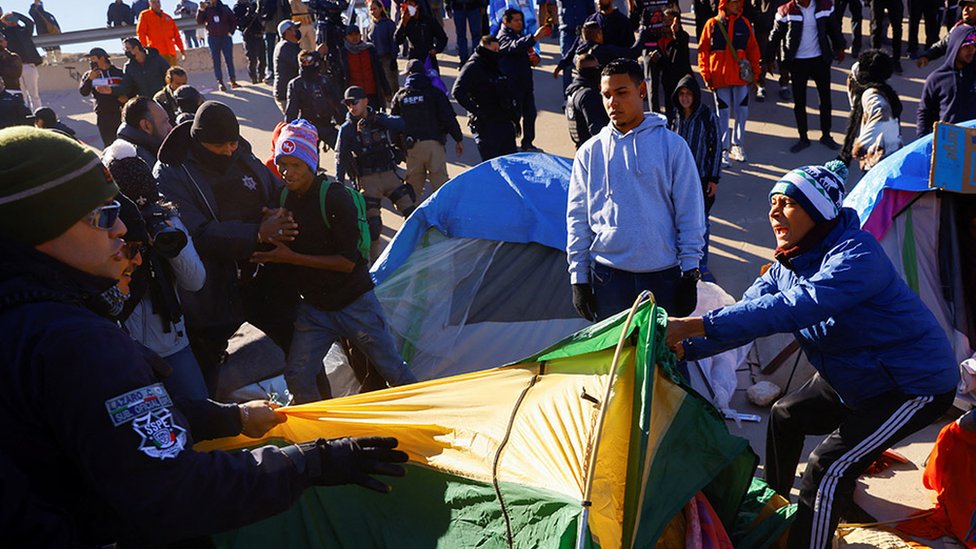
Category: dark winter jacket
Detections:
[
  {"x1": 108, "y1": 1, "x2": 135, "y2": 26},
  {"x1": 197, "y1": 1, "x2": 238, "y2": 36},
  {"x1": 0, "y1": 13, "x2": 42, "y2": 66},
  {"x1": 917, "y1": 24, "x2": 976, "y2": 136},
  {"x1": 121, "y1": 47, "x2": 170, "y2": 97},
  {"x1": 655, "y1": 29, "x2": 694, "y2": 98},
  {"x1": 273, "y1": 39, "x2": 301, "y2": 101},
  {"x1": 564, "y1": 73, "x2": 609, "y2": 149},
  {"x1": 445, "y1": 0, "x2": 486, "y2": 11},
  {"x1": 586, "y1": 9, "x2": 634, "y2": 47},
  {"x1": 684, "y1": 208, "x2": 960, "y2": 408},
  {"x1": 391, "y1": 71, "x2": 463, "y2": 144},
  {"x1": 451, "y1": 46, "x2": 517, "y2": 124},
  {"x1": 0, "y1": 48, "x2": 22, "y2": 90},
  {"x1": 285, "y1": 69, "x2": 344, "y2": 145},
  {"x1": 234, "y1": 0, "x2": 264, "y2": 38},
  {"x1": 496, "y1": 25, "x2": 536, "y2": 90},
  {"x1": 335, "y1": 109, "x2": 406, "y2": 181},
  {"x1": 0, "y1": 240, "x2": 311, "y2": 546},
  {"x1": 394, "y1": 15, "x2": 448, "y2": 60},
  {"x1": 669, "y1": 74, "x2": 722, "y2": 185},
  {"x1": 0, "y1": 90, "x2": 29, "y2": 129},
  {"x1": 156, "y1": 129, "x2": 282, "y2": 332},
  {"x1": 767, "y1": 0, "x2": 845, "y2": 66},
  {"x1": 28, "y1": 3, "x2": 59, "y2": 36},
  {"x1": 367, "y1": 17, "x2": 397, "y2": 58},
  {"x1": 556, "y1": 38, "x2": 640, "y2": 73}
]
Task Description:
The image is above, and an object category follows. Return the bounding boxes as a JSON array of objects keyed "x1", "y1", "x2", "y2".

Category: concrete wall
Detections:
[{"x1": 39, "y1": 44, "x2": 249, "y2": 92}]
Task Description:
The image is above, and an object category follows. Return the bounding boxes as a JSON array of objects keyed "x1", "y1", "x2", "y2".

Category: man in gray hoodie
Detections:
[{"x1": 566, "y1": 58, "x2": 705, "y2": 321}]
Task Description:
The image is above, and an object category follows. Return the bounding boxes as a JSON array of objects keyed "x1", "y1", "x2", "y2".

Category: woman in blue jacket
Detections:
[{"x1": 667, "y1": 160, "x2": 959, "y2": 549}]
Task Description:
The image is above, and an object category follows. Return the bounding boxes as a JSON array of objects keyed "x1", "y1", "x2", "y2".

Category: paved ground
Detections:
[{"x1": 49, "y1": 13, "x2": 961, "y2": 542}]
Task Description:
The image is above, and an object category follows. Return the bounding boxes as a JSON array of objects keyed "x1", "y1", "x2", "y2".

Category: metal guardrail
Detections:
[{"x1": 32, "y1": 17, "x2": 203, "y2": 49}]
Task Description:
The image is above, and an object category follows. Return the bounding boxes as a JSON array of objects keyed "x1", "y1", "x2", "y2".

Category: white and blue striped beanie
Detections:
[{"x1": 769, "y1": 160, "x2": 848, "y2": 224}]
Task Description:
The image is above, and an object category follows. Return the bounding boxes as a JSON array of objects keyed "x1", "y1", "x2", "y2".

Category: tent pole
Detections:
[{"x1": 576, "y1": 291, "x2": 654, "y2": 549}]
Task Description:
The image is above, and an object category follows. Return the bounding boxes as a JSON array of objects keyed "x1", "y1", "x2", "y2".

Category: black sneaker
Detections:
[
  {"x1": 819, "y1": 135, "x2": 840, "y2": 150},
  {"x1": 894, "y1": 61, "x2": 904, "y2": 74},
  {"x1": 520, "y1": 145, "x2": 543, "y2": 153},
  {"x1": 789, "y1": 138, "x2": 811, "y2": 153}
]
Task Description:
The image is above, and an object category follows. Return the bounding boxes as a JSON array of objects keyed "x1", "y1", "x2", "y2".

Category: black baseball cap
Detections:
[
  {"x1": 88, "y1": 47, "x2": 109, "y2": 58},
  {"x1": 343, "y1": 86, "x2": 368, "y2": 102},
  {"x1": 26, "y1": 107, "x2": 57, "y2": 125}
]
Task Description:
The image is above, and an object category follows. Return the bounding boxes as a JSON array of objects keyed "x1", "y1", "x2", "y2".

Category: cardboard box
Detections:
[{"x1": 930, "y1": 122, "x2": 976, "y2": 193}]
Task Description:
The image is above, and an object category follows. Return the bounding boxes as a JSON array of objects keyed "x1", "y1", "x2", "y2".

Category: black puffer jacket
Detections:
[
  {"x1": 768, "y1": 0, "x2": 845, "y2": 66},
  {"x1": 451, "y1": 46, "x2": 517, "y2": 124}
]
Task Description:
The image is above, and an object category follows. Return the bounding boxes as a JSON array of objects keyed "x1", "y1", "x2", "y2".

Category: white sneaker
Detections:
[
  {"x1": 729, "y1": 145, "x2": 748, "y2": 163},
  {"x1": 721, "y1": 150, "x2": 731, "y2": 168}
]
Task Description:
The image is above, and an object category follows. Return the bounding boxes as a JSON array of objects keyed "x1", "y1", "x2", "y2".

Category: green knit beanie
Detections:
[{"x1": 0, "y1": 127, "x2": 119, "y2": 245}]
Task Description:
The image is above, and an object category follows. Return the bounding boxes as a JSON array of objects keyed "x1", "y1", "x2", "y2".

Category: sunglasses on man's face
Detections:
[
  {"x1": 121, "y1": 241, "x2": 145, "y2": 260},
  {"x1": 87, "y1": 200, "x2": 121, "y2": 230}
]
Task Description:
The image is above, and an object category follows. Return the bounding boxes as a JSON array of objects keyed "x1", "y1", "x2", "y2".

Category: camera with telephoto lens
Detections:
[{"x1": 142, "y1": 203, "x2": 188, "y2": 258}]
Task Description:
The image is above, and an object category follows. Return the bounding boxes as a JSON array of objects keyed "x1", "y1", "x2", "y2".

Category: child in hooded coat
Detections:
[{"x1": 670, "y1": 74, "x2": 721, "y2": 279}]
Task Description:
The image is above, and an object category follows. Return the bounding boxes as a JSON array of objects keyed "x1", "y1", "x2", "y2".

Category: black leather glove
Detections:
[
  {"x1": 572, "y1": 283, "x2": 596, "y2": 321},
  {"x1": 673, "y1": 269, "x2": 700, "y2": 317},
  {"x1": 298, "y1": 437, "x2": 408, "y2": 493}
]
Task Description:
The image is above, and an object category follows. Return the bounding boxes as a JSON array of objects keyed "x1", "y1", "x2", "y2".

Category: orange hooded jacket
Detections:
[{"x1": 697, "y1": 0, "x2": 761, "y2": 90}]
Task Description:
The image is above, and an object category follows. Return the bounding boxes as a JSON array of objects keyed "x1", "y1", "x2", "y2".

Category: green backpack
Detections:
[{"x1": 279, "y1": 177, "x2": 371, "y2": 261}]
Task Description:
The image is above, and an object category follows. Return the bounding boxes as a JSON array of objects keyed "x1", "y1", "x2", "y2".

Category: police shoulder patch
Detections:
[
  {"x1": 132, "y1": 409, "x2": 187, "y2": 460},
  {"x1": 105, "y1": 383, "x2": 173, "y2": 427}
]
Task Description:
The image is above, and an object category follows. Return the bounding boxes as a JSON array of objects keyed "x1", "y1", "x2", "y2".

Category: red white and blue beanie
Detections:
[
  {"x1": 275, "y1": 119, "x2": 319, "y2": 174},
  {"x1": 769, "y1": 160, "x2": 848, "y2": 224}
]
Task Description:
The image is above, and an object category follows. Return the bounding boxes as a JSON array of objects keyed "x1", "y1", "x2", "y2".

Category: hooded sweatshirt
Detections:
[
  {"x1": 566, "y1": 113, "x2": 705, "y2": 283},
  {"x1": 669, "y1": 74, "x2": 722, "y2": 186},
  {"x1": 917, "y1": 24, "x2": 976, "y2": 136}
]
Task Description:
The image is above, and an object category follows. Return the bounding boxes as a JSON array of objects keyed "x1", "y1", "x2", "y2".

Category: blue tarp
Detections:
[
  {"x1": 371, "y1": 153, "x2": 573, "y2": 285},
  {"x1": 845, "y1": 119, "x2": 976, "y2": 224}
]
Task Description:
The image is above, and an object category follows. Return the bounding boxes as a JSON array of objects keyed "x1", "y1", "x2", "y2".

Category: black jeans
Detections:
[
  {"x1": 836, "y1": 0, "x2": 863, "y2": 53},
  {"x1": 870, "y1": 0, "x2": 904, "y2": 59},
  {"x1": 789, "y1": 57, "x2": 832, "y2": 139},
  {"x1": 765, "y1": 373, "x2": 954, "y2": 549},
  {"x1": 243, "y1": 34, "x2": 267, "y2": 80},
  {"x1": 908, "y1": 0, "x2": 941, "y2": 53},
  {"x1": 96, "y1": 109, "x2": 122, "y2": 148}
]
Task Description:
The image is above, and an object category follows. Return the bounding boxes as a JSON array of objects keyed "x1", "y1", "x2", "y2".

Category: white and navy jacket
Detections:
[{"x1": 767, "y1": 0, "x2": 845, "y2": 66}]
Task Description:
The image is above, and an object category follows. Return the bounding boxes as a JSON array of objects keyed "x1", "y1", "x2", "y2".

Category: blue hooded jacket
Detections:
[
  {"x1": 684, "y1": 208, "x2": 959, "y2": 408},
  {"x1": 917, "y1": 24, "x2": 976, "y2": 136}
]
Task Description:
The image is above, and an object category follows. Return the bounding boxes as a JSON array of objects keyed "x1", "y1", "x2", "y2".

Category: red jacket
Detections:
[{"x1": 697, "y1": 12, "x2": 761, "y2": 89}]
